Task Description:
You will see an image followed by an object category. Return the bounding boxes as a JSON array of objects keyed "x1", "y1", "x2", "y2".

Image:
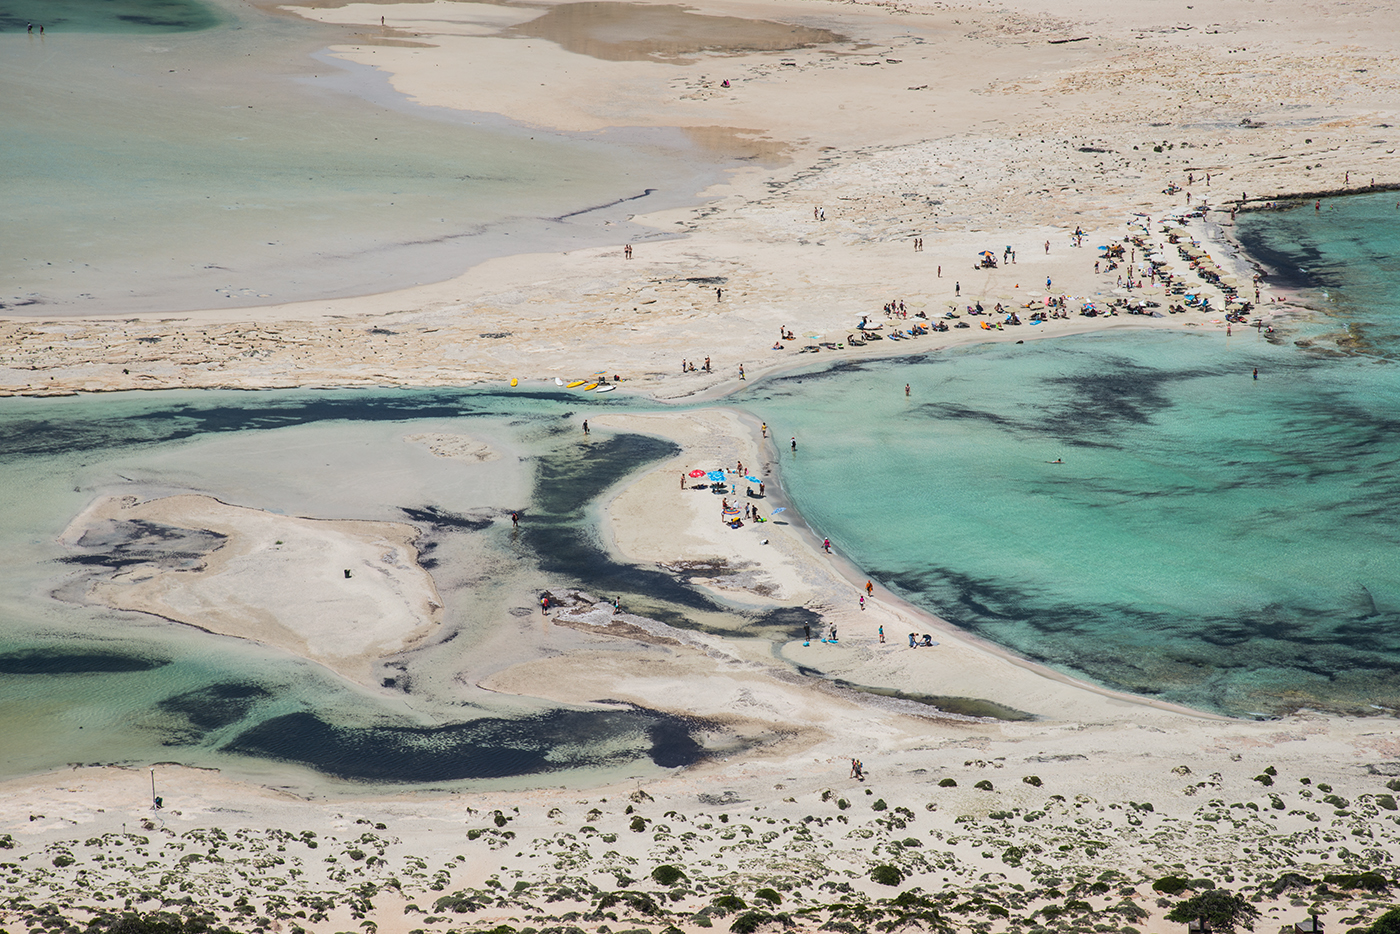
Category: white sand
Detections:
[{"x1": 63, "y1": 494, "x2": 442, "y2": 685}]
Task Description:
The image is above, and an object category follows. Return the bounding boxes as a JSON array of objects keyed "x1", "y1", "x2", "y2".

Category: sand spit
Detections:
[
  {"x1": 59, "y1": 494, "x2": 443, "y2": 686},
  {"x1": 10, "y1": 0, "x2": 1400, "y2": 393}
]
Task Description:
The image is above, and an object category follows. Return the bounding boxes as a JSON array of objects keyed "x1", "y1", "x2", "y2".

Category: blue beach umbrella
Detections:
[
  {"x1": 707, "y1": 471, "x2": 726, "y2": 482},
  {"x1": 745, "y1": 475, "x2": 761, "y2": 483},
  {"x1": 771, "y1": 507, "x2": 787, "y2": 515}
]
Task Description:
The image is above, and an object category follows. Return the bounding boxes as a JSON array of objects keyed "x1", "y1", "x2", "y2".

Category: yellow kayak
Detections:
[
  {"x1": 582, "y1": 382, "x2": 599, "y2": 391},
  {"x1": 509, "y1": 378, "x2": 518, "y2": 387},
  {"x1": 566, "y1": 380, "x2": 586, "y2": 388}
]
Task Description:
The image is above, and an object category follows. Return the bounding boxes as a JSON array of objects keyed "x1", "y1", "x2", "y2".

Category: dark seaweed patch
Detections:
[
  {"x1": 61, "y1": 518, "x2": 226, "y2": 571},
  {"x1": 157, "y1": 682, "x2": 270, "y2": 733},
  {"x1": 0, "y1": 388, "x2": 617, "y2": 462},
  {"x1": 753, "y1": 605, "x2": 823, "y2": 639},
  {"x1": 224, "y1": 707, "x2": 704, "y2": 782},
  {"x1": 0, "y1": 649, "x2": 168, "y2": 674},
  {"x1": 400, "y1": 505, "x2": 495, "y2": 532},
  {"x1": 521, "y1": 433, "x2": 724, "y2": 622},
  {"x1": 828, "y1": 680, "x2": 1035, "y2": 722}
]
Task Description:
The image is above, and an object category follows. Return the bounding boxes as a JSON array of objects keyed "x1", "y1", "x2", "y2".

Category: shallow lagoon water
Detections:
[
  {"x1": 0, "y1": 0, "x2": 722, "y2": 313},
  {"x1": 752, "y1": 197, "x2": 1400, "y2": 719},
  {"x1": 0, "y1": 388, "x2": 722, "y2": 790}
]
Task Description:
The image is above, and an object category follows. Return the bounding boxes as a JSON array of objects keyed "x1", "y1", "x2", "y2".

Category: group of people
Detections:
[{"x1": 681, "y1": 357, "x2": 712, "y2": 373}]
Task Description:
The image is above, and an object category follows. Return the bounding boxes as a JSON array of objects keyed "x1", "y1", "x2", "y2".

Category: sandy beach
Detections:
[{"x1": 5, "y1": 0, "x2": 1400, "y2": 931}]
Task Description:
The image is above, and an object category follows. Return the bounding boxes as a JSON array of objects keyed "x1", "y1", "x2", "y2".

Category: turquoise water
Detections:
[
  {"x1": 749, "y1": 199, "x2": 1400, "y2": 718},
  {"x1": 0, "y1": 0, "x2": 219, "y2": 32},
  {"x1": 1236, "y1": 192, "x2": 1400, "y2": 354}
]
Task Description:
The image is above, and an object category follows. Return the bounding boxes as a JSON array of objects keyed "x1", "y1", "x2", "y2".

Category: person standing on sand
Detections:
[
  {"x1": 865, "y1": 580, "x2": 873, "y2": 596},
  {"x1": 878, "y1": 625, "x2": 885, "y2": 644},
  {"x1": 859, "y1": 595, "x2": 865, "y2": 611},
  {"x1": 582, "y1": 419, "x2": 589, "y2": 435},
  {"x1": 955, "y1": 281, "x2": 960, "y2": 296},
  {"x1": 739, "y1": 364, "x2": 745, "y2": 380},
  {"x1": 822, "y1": 538, "x2": 831, "y2": 553},
  {"x1": 804, "y1": 624, "x2": 811, "y2": 643},
  {"x1": 1045, "y1": 240, "x2": 1050, "y2": 254},
  {"x1": 761, "y1": 422, "x2": 767, "y2": 437},
  {"x1": 681, "y1": 472, "x2": 686, "y2": 489},
  {"x1": 716, "y1": 287, "x2": 723, "y2": 302}
]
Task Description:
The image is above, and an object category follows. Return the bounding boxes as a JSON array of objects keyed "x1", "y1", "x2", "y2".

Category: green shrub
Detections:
[
  {"x1": 871, "y1": 799, "x2": 887, "y2": 811},
  {"x1": 938, "y1": 779, "x2": 957, "y2": 788},
  {"x1": 711, "y1": 895, "x2": 747, "y2": 917},
  {"x1": 870, "y1": 865, "x2": 904, "y2": 886},
  {"x1": 1364, "y1": 907, "x2": 1400, "y2": 934},
  {"x1": 1152, "y1": 877, "x2": 1190, "y2": 895},
  {"x1": 651, "y1": 865, "x2": 685, "y2": 886},
  {"x1": 1322, "y1": 872, "x2": 1388, "y2": 892},
  {"x1": 753, "y1": 888, "x2": 782, "y2": 906},
  {"x1": 1253, "y1": 774, "x2": 1274, "y2": 787},
  {"x1": 729, "y1": 911, "x2": 778, "y2": 934},
  {"x1": 1268, "y1": 873, "x2": 1313, "y2": 896},
  {"x1": 973, "y1": 780, "x2": 993, "y2": 791},
  {"x1": 629, "y1": 817, "x2": 648, "y2": 833},
  {"x1": 52, "y1": 853, "x2": 75, "y2": 868},
  {"x1": 1377, "y1": 794, "x2": 1398, "y2": 811},
  {"x1": 1023, "y1": 775, "x2": 1043, "y2": 787},
  {"x1": 1165, "y1": 889, "x2": 1259, "y2": 934}
]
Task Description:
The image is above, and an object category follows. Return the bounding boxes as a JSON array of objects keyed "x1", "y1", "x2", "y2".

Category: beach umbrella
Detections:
[
  {"x1": 707, "y1": 471, "x2": 726, "y2": 482},
  {"x1": 771, "y1": 508, "x2": 786, "y2": 515},
  {"x1": 689, "y1": 469, "x2": 706, "y2": 478},
  {"x1": 745, "y1": 475, "x2": 761, "y2": 483}
]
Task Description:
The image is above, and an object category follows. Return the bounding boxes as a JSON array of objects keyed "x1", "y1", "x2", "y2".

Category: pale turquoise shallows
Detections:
[
  {"x1": 750, "y1": 315, "x2": 1400, "y2": 718},
  {"x1": 0, "y1": 0, "x2": 708, "y2": 313}
]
